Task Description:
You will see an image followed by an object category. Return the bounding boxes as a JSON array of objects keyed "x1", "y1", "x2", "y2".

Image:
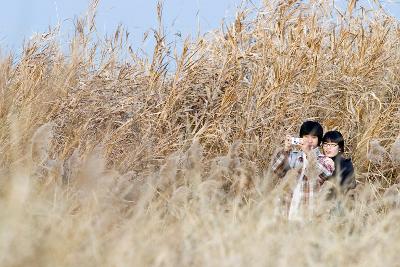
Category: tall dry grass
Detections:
[{"x1": 0, "y1": 0, "x2": 399, "y2": 266}]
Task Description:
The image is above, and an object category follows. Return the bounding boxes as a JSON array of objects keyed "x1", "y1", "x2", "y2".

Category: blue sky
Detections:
[
  {"x1": 0, "y1": 0, "x2": 399, "y2": 54},
  {"x1": 0, "y1": 0, "x2": 252, "y2": 53}
]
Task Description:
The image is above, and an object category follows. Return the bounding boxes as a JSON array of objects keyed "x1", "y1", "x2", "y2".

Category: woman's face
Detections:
[
  {"x1": 302, "y1": 134, "x2": 319, "y2": 149},
  {"x1": 322, "y1": 142, "x2": 340, "y2": 157}
]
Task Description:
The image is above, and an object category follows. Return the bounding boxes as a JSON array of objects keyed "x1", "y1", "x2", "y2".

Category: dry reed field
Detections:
[{"x1": 0, "y1": 0, "x2": 400, "y2": 266}]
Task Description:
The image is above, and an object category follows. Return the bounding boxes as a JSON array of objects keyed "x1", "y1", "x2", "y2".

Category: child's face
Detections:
[
  {"x1": 302, "y1": 134, "x2": 319, "y2": 149},
  {"x1": 322, "y1": 142, "x2": 340, "y2": 157}
]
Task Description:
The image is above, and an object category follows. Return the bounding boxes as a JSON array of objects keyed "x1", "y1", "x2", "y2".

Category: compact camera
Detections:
[{"x1": 291, "y1": 137, "x2": 303, "y2": 145}]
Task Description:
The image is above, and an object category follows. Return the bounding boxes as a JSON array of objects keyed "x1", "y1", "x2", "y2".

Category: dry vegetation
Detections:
[{"x1": 0, "y1": 0, "x2": 399, "y2": 266}]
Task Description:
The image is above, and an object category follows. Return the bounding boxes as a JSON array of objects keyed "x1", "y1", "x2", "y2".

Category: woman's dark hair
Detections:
[
  {"x1": 299, "y1": 121, "x2": 324, "y2": 145},
  {"x1": 322, "y1": 130, "x2": 345, "y2": 152}
]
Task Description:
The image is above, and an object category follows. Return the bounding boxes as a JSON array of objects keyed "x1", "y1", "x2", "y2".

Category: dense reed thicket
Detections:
[{"x1": 0, "y1": 0, "x2": 399, "y2": 266}]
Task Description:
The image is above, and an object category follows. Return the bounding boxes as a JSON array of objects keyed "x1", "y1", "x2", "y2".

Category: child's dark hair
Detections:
[
  {"x1": 299, "y1": 121, "x2": 324, "y2": 145},
  {"x1": 322, "y1": 131, "x2": 345, "y2": 152}
]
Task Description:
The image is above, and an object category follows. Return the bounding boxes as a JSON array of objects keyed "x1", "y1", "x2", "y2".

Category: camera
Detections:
[{"x1": 291, "y1": 137, "x2": 303, "y2": 145}]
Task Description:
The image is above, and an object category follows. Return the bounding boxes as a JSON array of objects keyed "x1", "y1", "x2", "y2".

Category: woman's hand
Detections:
[{"x1": 284, "y1": 135, "x2": 292, "y2": 152}]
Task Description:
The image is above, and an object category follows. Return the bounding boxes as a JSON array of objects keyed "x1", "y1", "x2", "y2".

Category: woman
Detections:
[
  {"x1": 271, "y1": 121, "x2": 334, "y2": 220},
  {"x1": 321, "y1": 131, "x2": 356, "y2": 193}
]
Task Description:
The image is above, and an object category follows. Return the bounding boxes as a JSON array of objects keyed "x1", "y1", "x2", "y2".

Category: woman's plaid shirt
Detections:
[{"x1": 271, "y1": 147, "x2": 335, "y2": 220}]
